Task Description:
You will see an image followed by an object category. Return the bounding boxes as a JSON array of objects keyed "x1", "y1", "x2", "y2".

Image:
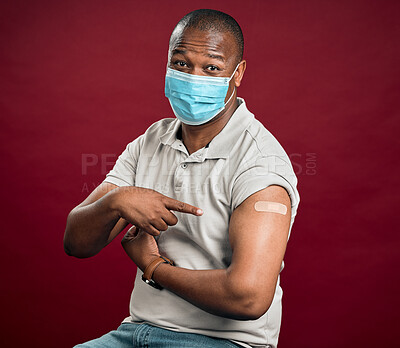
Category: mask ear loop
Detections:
[
  {"x1": 229, "y1": 62, "x2": 241, "y2": 81},
  {"x1": 224, "y1": 87, "x2": 236, "y2": 106},
  {"x1": 224, "y1": 62, "x2": 242, "y2": 106}
]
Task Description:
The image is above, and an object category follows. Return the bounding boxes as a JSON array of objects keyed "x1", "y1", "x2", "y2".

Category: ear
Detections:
[{"x1": 234, "y1": 60, "x2": 246, "y2": 87}]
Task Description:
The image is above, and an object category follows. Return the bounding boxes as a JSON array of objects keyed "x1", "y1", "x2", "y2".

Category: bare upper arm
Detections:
[{"x1": 227, "y1": 184, "x2": 292, "y2": 311}]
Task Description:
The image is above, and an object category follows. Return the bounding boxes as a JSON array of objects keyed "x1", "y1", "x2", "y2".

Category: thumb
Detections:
[{"x1": 123, "y1": 225, "x2": 139, "y2": 241}]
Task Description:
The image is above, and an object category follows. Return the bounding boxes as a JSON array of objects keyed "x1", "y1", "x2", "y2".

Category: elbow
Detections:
[
  {"x1": 63, "y1": 242, "x2": 90, "y2": 258},
  {"x1": 234, "y1": 295, "x2": 272, "y2": 321},
  {"x1": 63, "y1": 241, "x2": 74, "y2": 257},
  {"x1": 243, "y1": 302, "x2": 272, "y2": 321},
  {"x1": 63, "y1": 228, "x2": 98, "y2": 259},
  {"x1": 63, "y1": 239, "x2": 87, "y2": 258},
  {"x1": 63, "y1": 240, "x2": 98, "y2": 259},
  {"x1": 63, "y1": 225, "x2": 75, "y2": 257},
  {"x1": 63, "y1": 210, "x2": 100, "y2": 259},
  {"x1": 63, "y1": 234, "x2": 99, "y2": 258},
  {"x1": 226, "y1": 277, "x2": 274, "y2": 321}
]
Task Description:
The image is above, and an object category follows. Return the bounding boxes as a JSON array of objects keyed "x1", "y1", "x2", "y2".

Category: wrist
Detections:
[
  {"x1": 108, "y1": 186, "x2": 129, "y2": 216},
  {"x1": 151, "y1": 261, "x2": 171, "y2": 284},
  {"x1": 139, "y1": 254, "x2": 161, "y2": 272},
  {"x1": 142, "y1": 255, "x2": 174, "y2": 290}
]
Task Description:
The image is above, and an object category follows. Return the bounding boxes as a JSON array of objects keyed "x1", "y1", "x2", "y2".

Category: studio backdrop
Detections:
[{"x1": 0, "y1": 1, "x2": 398, "y2": 347}]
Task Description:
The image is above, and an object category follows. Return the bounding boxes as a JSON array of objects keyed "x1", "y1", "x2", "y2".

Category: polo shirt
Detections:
[{"x1": 103, "y1": 97, "x2": 300, "y2": 348}]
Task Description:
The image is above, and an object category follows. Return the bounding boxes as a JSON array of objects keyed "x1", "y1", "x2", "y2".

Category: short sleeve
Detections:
[
  {"x1": 231, "y1": 155, "x2": 300, "y2": 218},
  {"x1": 102, "y1": 134, "x2": 144, "y2": 187}
]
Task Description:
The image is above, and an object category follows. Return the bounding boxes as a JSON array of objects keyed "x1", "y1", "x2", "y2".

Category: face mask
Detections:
[{"x1": 164, "y1": 64, "x2": 239, "y2": 126}]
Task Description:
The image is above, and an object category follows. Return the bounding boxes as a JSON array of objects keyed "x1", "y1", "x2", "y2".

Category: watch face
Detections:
[{"x1": 142, "y1": 275, "x2": 163, "y2": 290}]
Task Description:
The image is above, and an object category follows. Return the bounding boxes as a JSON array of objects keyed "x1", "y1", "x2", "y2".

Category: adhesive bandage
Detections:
[{"x1": 254, "y1": 201, "x2": 287, "y2": 215}]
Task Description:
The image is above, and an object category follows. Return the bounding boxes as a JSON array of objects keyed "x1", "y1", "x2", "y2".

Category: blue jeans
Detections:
[{"x1": 74, "y1": 322, "x2": 243, "y2": 348}]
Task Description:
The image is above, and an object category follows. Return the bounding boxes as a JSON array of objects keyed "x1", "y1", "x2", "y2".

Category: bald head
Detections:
[{"x1": 169, "y1": 9, "x2": 244, "y2": 64}]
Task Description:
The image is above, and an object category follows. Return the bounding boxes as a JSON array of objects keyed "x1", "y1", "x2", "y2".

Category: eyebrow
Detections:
[
  {"x1": 206, "y1": 53, "x2": 225, "y2": 62},
  {"x1": 171, "y1": 48, "x2": 225, "y2": 62},
  {"x1": 172, "y1": 48, "x2": 186, "y2": 56}
]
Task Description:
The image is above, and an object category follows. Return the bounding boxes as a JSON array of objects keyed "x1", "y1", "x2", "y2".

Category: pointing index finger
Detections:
[{"x1": 164, "y1": 198, "x2": 203, "y2": 216}]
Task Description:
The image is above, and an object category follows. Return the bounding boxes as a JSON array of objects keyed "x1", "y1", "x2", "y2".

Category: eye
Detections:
[
  {"x1": 174, "y1": 61, "x2": 188, "y2": 68},
  {"x1": 206, "y1": 65, "x2": 220, "y2": 71}
]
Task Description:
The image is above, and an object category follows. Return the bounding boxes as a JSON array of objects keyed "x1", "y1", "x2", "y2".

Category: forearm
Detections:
[
  {"x1": 152, "y1": 263, "x2": 268, "y2": 320},
  {"x1": 64, "y1": 191, "x2": 121, "y2": 258}
]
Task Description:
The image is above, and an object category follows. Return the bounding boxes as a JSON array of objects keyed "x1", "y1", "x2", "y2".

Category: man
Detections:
[{"x1": 64, "y1": 9, "x2": 300, "y2": 348}]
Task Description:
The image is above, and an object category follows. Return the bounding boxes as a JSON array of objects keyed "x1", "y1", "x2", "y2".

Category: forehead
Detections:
[{"x1": 169, "y1": 27, "x2": 237, "y2": 62}]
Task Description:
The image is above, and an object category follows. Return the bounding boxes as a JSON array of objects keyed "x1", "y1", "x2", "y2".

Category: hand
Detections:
[
  {"x1": 121, "y1": 225, "x2": 160, "y2": 271},
  {"x1": 111, "y1": 186, "x2": 203, "y2": 236}
]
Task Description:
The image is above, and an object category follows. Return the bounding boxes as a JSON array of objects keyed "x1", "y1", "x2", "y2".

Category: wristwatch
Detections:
[{"x1": 142, "y1": 255, "x2": 174, "y2": 290}]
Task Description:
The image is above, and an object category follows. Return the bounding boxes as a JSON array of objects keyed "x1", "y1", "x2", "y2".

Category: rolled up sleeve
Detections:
[{"x1": 231, "y1": 155, "x2": 300, "y2": 218}]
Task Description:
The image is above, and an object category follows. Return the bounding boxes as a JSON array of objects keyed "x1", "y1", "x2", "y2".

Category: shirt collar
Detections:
[{"x1": 159, "y1": 97, "x2": 254, "y2": 159}]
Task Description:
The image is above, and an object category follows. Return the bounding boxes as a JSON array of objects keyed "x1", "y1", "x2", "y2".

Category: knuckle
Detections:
[
  {"x1": 148, "y1": 214, "x2": 157, "y2": 223},
  {"x1": 177, "y1": 201, "x2": 185, "y2": 211}
]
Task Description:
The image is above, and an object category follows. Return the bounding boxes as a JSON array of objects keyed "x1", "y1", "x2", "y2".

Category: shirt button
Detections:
[{"x1": 181, "y1": 163, "x2": 187, "y2": 169}]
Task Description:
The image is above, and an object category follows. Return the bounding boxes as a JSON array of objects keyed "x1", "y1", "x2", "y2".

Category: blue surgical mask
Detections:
[{"x1": 164, "y1": 65, "x2": 239, "y2": 125}]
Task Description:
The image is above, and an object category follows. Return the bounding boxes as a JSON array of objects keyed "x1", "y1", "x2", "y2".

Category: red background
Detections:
[{"x1": 0, "y1": 1, "x2": 398, "y2": 347}]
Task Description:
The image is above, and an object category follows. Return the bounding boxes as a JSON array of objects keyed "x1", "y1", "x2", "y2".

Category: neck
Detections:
[{"x1": 181, "y1": 95, "x2": 239, "y2": 155}]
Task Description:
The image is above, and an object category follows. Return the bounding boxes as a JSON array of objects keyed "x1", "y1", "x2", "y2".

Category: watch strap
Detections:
[{"x1": 142, "y1": 256, "x2": 174, "y2": 290}]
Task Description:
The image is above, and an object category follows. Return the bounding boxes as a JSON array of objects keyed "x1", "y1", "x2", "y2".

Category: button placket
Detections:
[{"x1": 175, "y1": 160, "x2": 190, "y2": 191}]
